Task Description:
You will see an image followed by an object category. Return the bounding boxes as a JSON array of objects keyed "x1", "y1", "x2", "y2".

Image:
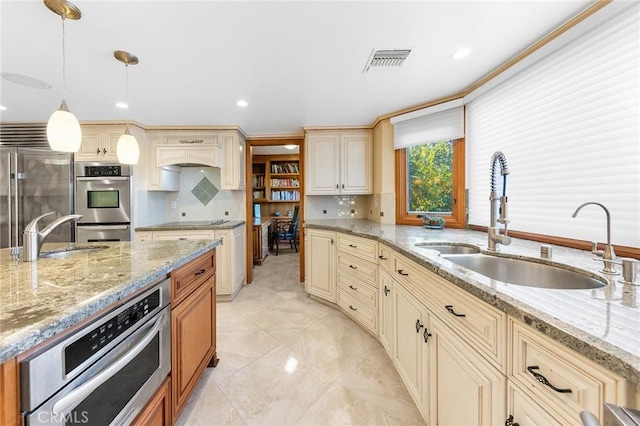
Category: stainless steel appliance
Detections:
[
  {"x1": 75, "y1": 162, "x2": 132, "y2": 242},
  {"x1": 20, "y1": 278, "x2": 171, "y2": 426},
  {"x1": 0, "y1": 124, "x2": 74, "y2": 249}
]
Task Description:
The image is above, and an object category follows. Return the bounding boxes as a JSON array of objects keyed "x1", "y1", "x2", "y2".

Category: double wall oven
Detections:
[{"x1": 75, "y1": 163, "x2": 132, "y2": 242}]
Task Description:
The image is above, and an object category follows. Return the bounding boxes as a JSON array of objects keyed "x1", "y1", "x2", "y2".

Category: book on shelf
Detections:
[
  {"x1": 252, "y1": 175, "x2": 265, "y2": 187},
  {"x1": 270, "y1": 178, "x2": 299, "y2": 187},
  {"x1": 270, "y1": 190, "x2": 300, "y2": 201},
  {"x1": 253, "y1": 190, "x2": 265, "y2": 199},
  {"x1": 271, "y1": 162, "x2": 299, "y2": 174}
]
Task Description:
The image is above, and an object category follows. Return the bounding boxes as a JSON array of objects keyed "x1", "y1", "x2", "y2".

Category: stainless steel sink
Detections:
[
  {"x1": 40, "y1": 246, "x2": 109, "y2": 259},
  {"x1": 443, "y1": 254, "x2": 606, "y2": 289},
  {"x1": 414, "y1": 243, "x2": 481, "y2": 255}
]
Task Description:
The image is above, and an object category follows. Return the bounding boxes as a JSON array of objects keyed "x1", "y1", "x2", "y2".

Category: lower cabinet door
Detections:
[
  {"x1": 171, "y1": 275, "x2": 216, "y2": 420},
  {"x1": 132, "y1": 376, "x2": 171, "y2": 426},
  {"x1": 378, "y1": 269, "x2": 393, "y2": 356},
  {"x1": 392, "y1": 281, "x2": 429, "y2": 417},
  {"x1": 506, "y1": 380, "x2": 573, "y2": 426},
  {"x1": 428, "y1": 316, "x2": 506, "y2": 426}
]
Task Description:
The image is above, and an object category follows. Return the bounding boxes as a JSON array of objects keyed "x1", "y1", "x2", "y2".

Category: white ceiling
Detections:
[{"x1": 1, "y1": 1, "x2": 594, "y2": 136}]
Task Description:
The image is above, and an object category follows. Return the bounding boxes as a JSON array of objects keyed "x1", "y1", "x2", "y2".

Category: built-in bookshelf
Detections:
[{"x1": 252, "y1": 155, "x2": 300, "y2": 214}]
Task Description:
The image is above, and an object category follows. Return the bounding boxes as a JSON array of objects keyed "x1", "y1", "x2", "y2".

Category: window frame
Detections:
[{"x1": 395, "y1": 138, "x2": 466, "y2": 228}]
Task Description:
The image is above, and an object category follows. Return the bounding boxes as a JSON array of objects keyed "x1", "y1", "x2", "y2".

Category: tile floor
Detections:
[{"x1": 175, "y1": 251, "x2": 426, "y2": 426}]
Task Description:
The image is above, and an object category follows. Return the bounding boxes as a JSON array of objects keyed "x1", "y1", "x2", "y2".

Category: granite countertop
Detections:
[
  {"x1": 0, "y1": 239, "x2": 221, "y2": 364},
  {"x1": 305, "y1": 219, "x2": 640, "y2": 385},
  {"x1": 135, "y1": 220, "x2": 245, "y2": 231}
]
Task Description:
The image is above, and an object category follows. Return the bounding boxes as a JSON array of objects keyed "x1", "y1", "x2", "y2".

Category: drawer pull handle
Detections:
[
  {"x1": 194, "y1": 269, "x2": 207, "y2": 276},
  {"x1": 423, "y1": 328, "x2": 432, "y2": 343},
  {"x1": 379, "y1": 255, "x2": 387, "y2": 260},
  {"x1": 526, "y1": 366, "x2": 572, "y2": 393},
  {"x1": 415, "y1": 319, "x2": 424, "y2": 333},
  {"x1": 348, "y1": 244, "x2": 358, "y2": 248},
  {"x1": 445, "y1": 305, "x2": 466, "y2": 317},
  {"x1": 384, "y1": 285, "x2": 390, "y2": 296},
  {"x1": 349, "y1": 264, "x2": 357, "y2": 269},
  {"x1": 397, "y1": 269, "x2": 409, "y2": 276},
  {"x1": 505, "y1": 415, "x2": 520, "y2": 426},
  {"x1": 349, "y1": 285, "x2": 358, "y2": 290},
  {"x1": 349, "y1": 305, "x2": 357, "y2": 311},
  {"x1": 178, "y1": 237, "x2": 188, "y2": 240}
]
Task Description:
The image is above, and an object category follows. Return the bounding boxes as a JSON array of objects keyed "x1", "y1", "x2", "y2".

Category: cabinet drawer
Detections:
[
  {"x1": 336, "y1": 251, "x2": 377, "y2": 286},
  {"x1": 336, "y1": 234, "x2": 378, "y2": 262},
  {"x1": 337, "y1": 272, "x2": 377, "y2": 309},
  {"x1": 507, "y1": 380, "x2": 573, "y2": 426},
  {"x1": 378, "y1": 244, "x2": 394, "y2": 274},
  {"x1": 337, "y1": 289, "x2": 378, "y2": 334},
  {"x1": 152, "y1": 230, "x2": 214, "y2": 241},
  {"x1": 171, "y1": 251, "x2": 216, "y2": 304},
  {"x1": 510, "y1": 319, "x2": 624, "y2": 421}
]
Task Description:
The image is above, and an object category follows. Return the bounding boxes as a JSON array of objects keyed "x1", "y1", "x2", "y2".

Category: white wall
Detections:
[
  {"x1": 132, "y1": 127, "x2": 169, "y2": 227},
  {"x1": 166, "y1": 166, "x2": 245, "y2": 222},
  {"x1": 465, "y1": 4, "x2": 639, "y2": 247}
]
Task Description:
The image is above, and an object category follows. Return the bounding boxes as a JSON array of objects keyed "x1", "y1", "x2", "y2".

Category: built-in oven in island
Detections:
[
  {"x1": 20, "y1": 278, "x2": 171, "y2": 425},
  {"x1": 75, "y1": 163, "x2": 132, "y2": 242}
]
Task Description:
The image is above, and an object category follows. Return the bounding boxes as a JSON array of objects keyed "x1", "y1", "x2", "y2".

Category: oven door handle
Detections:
[
  {"x1": 76, "y1": 176, "x2": 129, "y2": 181},
  {"x1": 52, "y1": 311, "x2": 166, "y2": 417},
  {"x1": 77, "y1": 225, "x2": 130, "y2": 231}
]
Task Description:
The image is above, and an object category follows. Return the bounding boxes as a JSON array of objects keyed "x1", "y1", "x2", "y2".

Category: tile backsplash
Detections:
[
  {"x1": 304, "y1": 195, "x2": 371, "y2": 219},
  {"x1": 166, "y1": 167, "x2": 245, "y2": 221}
]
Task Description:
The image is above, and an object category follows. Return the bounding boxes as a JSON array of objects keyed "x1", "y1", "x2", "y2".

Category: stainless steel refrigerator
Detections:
[{"x1": 0, "y1": 123, "x2": 74, "y2": 249}]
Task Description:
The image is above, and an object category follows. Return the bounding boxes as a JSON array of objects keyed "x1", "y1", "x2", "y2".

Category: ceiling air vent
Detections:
[{"x1": 363, "y1": 49, "x2": 411, "y2": 73}]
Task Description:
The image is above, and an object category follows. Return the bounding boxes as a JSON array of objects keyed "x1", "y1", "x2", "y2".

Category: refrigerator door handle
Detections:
[
  {"x1": 13, "y1": 152, "x2": 19, "y2": 247},
  {"x1": 6, "y1": 152, "x2": 12, "y2": 248}
]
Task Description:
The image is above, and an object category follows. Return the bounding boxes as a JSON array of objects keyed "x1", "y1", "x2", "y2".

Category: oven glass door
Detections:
[
  {"x1": 76, "y1": 177, "x2": 130, "y2": 224},
  {"x1": 25, "y1": 307, "x2": 170, "y2": 426}
]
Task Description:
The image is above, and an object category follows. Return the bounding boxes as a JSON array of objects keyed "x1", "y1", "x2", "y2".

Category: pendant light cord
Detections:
[
  {"x1": 61, "y1": 14, "x2": 67, "y2": 101},
  {"x1": 125, "y1": 62, "x2": 130, "y2": 129}
]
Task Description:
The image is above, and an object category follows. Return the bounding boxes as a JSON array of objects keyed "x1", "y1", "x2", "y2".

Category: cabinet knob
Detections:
[
  {"x1": 505, "y1": 415, "x2": 520, "y2": 426},
  {"x1": 336, "y1": 184, "x2": 339, "y2": 189},
  {"x1": 423, "y1": 328, "x2": 432, "y2": 343},
  {"x1": 96, "y1": 148, "x2": 101, "y2": 154},
  {"x1": 415, "y1": 319, "x2": 424, "y2": 333},
  {"x1": 384, "y1": 286, "x2": 390, "y2": 296},
  {"x1": 102, "y1": 148, "x2": 107, "y2": 154}
]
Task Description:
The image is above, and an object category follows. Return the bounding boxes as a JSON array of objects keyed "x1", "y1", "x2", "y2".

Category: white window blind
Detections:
[
  {"x1": 466, "y1": 3, "x2": 639, "y2": 248},
  {"x1": 391, "y1": 99, "x2": 464, "y2": 149}
]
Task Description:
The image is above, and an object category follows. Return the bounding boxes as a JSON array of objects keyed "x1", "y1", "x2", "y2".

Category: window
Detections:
[{"x1": 395, "y1": 138, "x2": 465, "y2": 227}]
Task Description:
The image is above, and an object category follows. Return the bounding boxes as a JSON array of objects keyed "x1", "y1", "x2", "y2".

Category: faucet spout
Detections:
[
  {"x1": 22, "y1": 212, "x2": 83, "y2": 261},
  {"x1": 572, "y1": 201, "x2": 617, "y2": 274},
  {"x1": 488, "y1": 151, "x2": 511, "y2": 252}
]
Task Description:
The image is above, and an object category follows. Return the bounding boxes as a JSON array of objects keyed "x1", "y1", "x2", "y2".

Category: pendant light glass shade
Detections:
[
  {"x1": 47, "y1": 100, "x2": 82, "y2": 152},
  {"x1": 117, "y1": 127, "x2": 139, "y2": 164}
]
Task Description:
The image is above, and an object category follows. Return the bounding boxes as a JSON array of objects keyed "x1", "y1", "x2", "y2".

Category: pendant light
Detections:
[
  {"x1": 44, "y1": 0, "x2": 82, "y2": 152},
  {"x1": 114, "y1": 50, "x2": 140, "y2": 164}
]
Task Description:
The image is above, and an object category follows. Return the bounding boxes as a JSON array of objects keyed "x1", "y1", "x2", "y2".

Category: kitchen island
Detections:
[{"x1": 0, "y1": 239, "x2": 220, "y2": 363}]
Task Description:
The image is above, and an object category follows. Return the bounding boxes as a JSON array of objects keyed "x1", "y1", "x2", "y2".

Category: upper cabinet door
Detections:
[
  {"x1": 340, "y1": 133, "x2": 372, "y2": 194},
  {"x1": 305, "y1": 134, "x2": 340, "y2": 195},
  {"x1": 220, "y1": 134, "x2": 246, "y2": 190}
]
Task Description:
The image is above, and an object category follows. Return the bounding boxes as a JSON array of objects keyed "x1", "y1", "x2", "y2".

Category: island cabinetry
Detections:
[
  {"x1": 76, "y1": 125, "x2": 122, "y2": 162},
  {"x1": 139, "y1": 226, "x2": 245, "y2": 300},
  {"x1": 131, "y1": 376, "x2": 171, "y2": 426},
  {"x1": 507, "y1": 318, "x2": 630, "y2": 425},
  {"x1": 0, "y1": 357, "x2": 19, "y2": 426},
  {"x1": 305, "y1": 130, "x2": 372, "y2": 195},
  {"x1": 170, "y1": 250, "x2": 217, "y2": 421},
  {"x1": 305, "y1": 228, "x2": 336, "y2": 302}
]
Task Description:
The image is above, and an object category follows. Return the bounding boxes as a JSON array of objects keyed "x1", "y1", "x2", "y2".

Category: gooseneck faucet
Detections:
[
  {"x1": 572, "y1": 202, "x2": 617, "y2": 274},
  {"x1": 23, "y1": 212, "x2": 83, "y2": 262},
  {"x1": 488, "y1": 151, "x2": 512, "y2": 252}
]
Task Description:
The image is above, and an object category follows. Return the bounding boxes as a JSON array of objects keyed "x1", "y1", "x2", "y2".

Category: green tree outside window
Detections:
[{"x1": 407, "y1": 140, "x2": 453, "y2": 213}]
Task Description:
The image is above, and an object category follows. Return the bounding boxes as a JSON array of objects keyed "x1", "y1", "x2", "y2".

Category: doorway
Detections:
[{"x1": 245, "y1": 138, "x2": 305, "y2": 284}]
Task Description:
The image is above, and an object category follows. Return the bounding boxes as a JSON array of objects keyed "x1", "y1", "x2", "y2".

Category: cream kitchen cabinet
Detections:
[
  {"x1": 147, "y1": 132, "x2": 180, "y2": 191},
  {"x1": 220, "y1": 133, "x2": 246, "y2": 190},
  {"x1": 76, "y1": 125, "x2": 122, "y2": 162},
  {"x1": 305, "y1": 228, "x2": 336, "y2": 302},
  {"x1": 428, "y1": 315, "x2": 506, "y2": 426},
  {"x1": 156, "y1": 146, "x2": 221, "y2": 168},
  {"x1": 392, "y1": 279, "x2": 430, "y2": 418},
  {"x1": 142, "y1": 226, "x2": 246, "y2": 300},
  {"x1": 305, "y1": 130, "x2": 372, "y2": 195}
]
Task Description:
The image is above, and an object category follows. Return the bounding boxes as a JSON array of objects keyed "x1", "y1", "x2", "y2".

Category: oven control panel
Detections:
[
  {"x1": 64, "y1": 289, "x2": 161, "y2": 374},
  {"x1": 84, "y1": 165, "x2": 122, "y2": 177}
]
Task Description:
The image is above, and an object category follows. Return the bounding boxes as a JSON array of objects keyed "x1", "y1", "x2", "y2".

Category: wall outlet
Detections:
[
  {"x1": 380, "y1": 211, "x2": 384, "y2": 217},
  {"x1": 181, "y1": 212, "x2": 186, "y2": 217},
  {"x1": 323, "y1": 210, "x2": 327, "y2": 214},
  {"x1": 225, "y1": 211, "x2": 229, "y2": 216},
  {"x1": 350, "y1": 209, "x2": 355, "y2": 214}
]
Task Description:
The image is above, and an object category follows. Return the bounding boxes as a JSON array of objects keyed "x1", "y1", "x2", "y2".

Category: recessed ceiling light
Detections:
[
  {"x1": 452, "y1": 48, "x2": 471, "y2": 60},
  {"x1": 116, "y1": 102, "x2": 128, "y2": 109},
  {"x1": 237, "y1": 100, "x2": 248, "y2": 108},
  {"x1": 0, "y1": 105, "x2": 7, "y2": 111},
  {"x1": 284, "y1": 144, "x2": 297, "y2": 150}
]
